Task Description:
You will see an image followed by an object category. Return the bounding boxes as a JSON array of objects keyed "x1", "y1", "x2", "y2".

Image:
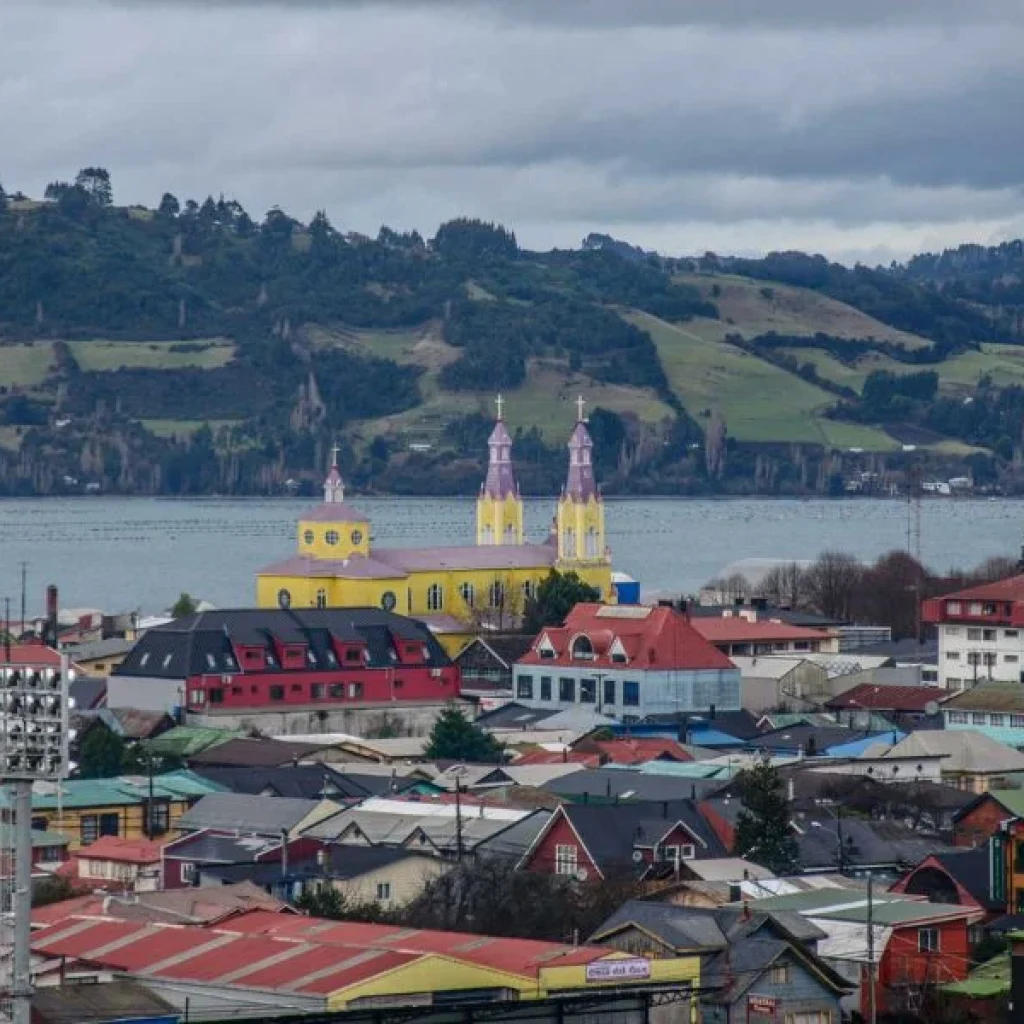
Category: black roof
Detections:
[
  {"x1": 545, "y1": 768, "x2": 723, "y2": 803},
  {"x1": 202, "y1": 844, "x2": 424, "y2": 886},
  {"x1": 455, "y1": 635, "x2": 535, "y2": 668},
  {"x1": 164, "y1": 831, "x2": 281, "y2": 864},
  {"x1": 115, "y1": 607, "x2": 450, "y2": 680},
  {"x1": 857, "y1": 637, "x2": 939, "y2": 662},
  {"x1": 557, "y1": 801, "x2": 727, "y2": 874},
  {"x1": 751, "y1": 724, "x2": 863, "y2": 753},
  {"x1": 474, "y1": 703, "x2": 557, "y2": 730},
  {"x1": 796, "y1": 817, "x2": 953, "y2": 871},
  {"x1": 930, "y1": 847, "x2": 1004, "y2": 911},
  {"x1": 190, "y1": 764, "x2": 373, "y2": 801},
  {"x1": 188, "y1": 737, "x2": 341, "y2": 769},
  {"x1": 69, "y1": 674, "x2": 107, "y2": 710},
  {"x1": 691, "y1": 604, "x2": 846, "y2": 628}
]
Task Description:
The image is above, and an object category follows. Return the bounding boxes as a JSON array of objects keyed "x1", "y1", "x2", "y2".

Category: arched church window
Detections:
[
  {"x1": 504, "y1": 524, "x2": 516, "y2": 544},
  {"x1": 522, "y1": 580, "x2": 536, "y2": 602},
  {"x1": 585, "y1": 527, "x2": 598, "y2": 558},
  {"x1": 482, "y1": 525, "x2": 495, "y2": 545},
  {"x1": 427, "y1": 583, "x2": 444, "y2": 612},
  {"x1": 459, "y1": 582, "x2": 475, "y2": 608},
  {"x1": 316, "y1": 589, "x2": 328, "y2": 609},
  {"x1": 563, "y1": 529, "x2": 576, "y2": 558},
  {"x1": 325, "y1": 530, "x2": 339, "y2": 546},
  {"x1": 489, "y1": 581, "x2": 505, "y2": 609}
]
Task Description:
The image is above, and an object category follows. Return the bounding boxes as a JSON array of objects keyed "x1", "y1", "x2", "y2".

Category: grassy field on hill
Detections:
[
  {"x1": 676, "y1": 273, "x2": 930, "y2": 349},
  {"x1": 0, "y1": 343, "x2": 55, "y2": 388},
  {"x1": 69, "y1": 339, "x2": 236, "y2": 372},
  {"x1": 312, "y1": 323, "x2": 675, "y2": 443},
  {"x1": 625, "y1": 310, "x2": 899, "y2": 450}
]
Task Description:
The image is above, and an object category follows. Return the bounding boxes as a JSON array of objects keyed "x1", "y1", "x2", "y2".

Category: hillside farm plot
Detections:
[
  {"x1": 0, "y1": 342, "x2": 55, "y2": 388},
  {"x1": 938, "y1": 344, "x2": 1024, "y2": 392},
  {"x1": 628, "y1": 311, "x2": 899, "y2": 450},
  {"x1": 68, "y1": 339, "x2": 235, "y2": 372},
  {"x1": 676, "y1": 273, "x2": 929, "y2": 350}
]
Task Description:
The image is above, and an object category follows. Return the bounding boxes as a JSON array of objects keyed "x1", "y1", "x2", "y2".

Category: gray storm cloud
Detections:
[{"x1": 2, "y1": 0, "x2": 1021, "y2": 262}]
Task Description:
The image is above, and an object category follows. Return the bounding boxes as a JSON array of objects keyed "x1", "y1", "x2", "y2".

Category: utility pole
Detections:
[
  {"x1": 866, "y1": 872, "x2": 877, "y2": 1024},
  {"x1": 454, "y1": 780, "x2": 464, "y2": 863},
  {"x1": 18, "y1": 562, "x2": 26, "y2": 640},
  {"x1": 836, "y1": 806, "x2": 845, "y2": 875},
  {"x1": 3, "y1": 597, "x2": 10, "y2": 661}
]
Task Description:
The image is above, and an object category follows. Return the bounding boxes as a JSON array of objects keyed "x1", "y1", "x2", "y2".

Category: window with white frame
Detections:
[
  {"x1": 770, "y1": 964, "x2": 790, "y2": 984},
  {"x1": 991, "y1": 714, "x2": 1007, "y2": 727},
  {"x1": 426, "y1": 583, "x2": 444, "y2": 611},
  {"x1": 1007, "y1": 630, "x2": 1020, "y2": 639},
  {"x1": 555, "y1": 844, "x2": 578, "y2": 875},
  {"x1": 969, "y1": 602, "x2": 983, "y2": 615},
  {"x1": 947, "y1": 601, "x2": 962, "y2": 614},
  {"x1": 968, "y1": 627, "x2": 982, "y2": 641},
  {"x1": 459, "y1": 582, "x2": 475, "y2": 607},
  {"x1": 946, "y1": 651, "x2": 961, "y2": 661},
  {"x1": 918, "y1": 927, "x2": 940, "y2": 952},
  {"x1": 784, "y1": 1013, "x2": 832, "y2": 1024},
  {"x1": 1007, "y1": 655, "x2": 1020, "y2": 663},
  {"x1": 376, "y1": 882, "x2": 392, "y2": 901},
  {"x1": 972, "y1": 713, "x2": 988, "y2": 725},
  {"x1": 947, "y1": 711, "x2": 968, "y2": 724},
  {"x1": 1012, "y1": 715, "x2": 1024, "y2": 728},
  {"x1": 945, "y1": 626, "x2": 962, "y2": 636}
]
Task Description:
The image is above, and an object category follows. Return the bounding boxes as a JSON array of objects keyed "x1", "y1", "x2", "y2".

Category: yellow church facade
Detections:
[{"x1": 256, "y1": 398, "x2": 613, "y2": 651}]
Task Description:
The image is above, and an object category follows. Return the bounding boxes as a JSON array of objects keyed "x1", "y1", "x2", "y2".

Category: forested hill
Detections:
[{"x1": 2, "y1": 169, "x2": 1024, "y2": 498}]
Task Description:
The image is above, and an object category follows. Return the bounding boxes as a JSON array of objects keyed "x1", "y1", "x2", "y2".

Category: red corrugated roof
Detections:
[
  {"x1": 30, "y1": 913, "x2": 619, "y2": 994},
  {"x1": 73, "y1": 836, "x2": 164, "y2": 865},
  {"x1": 518, "y1": 604, "x2": 734, "y2": 671},
  {"x1": 582, "y1": 738, "x2": 693, "y2": 765},
  {"x1": 691, "y1": 618, "x2": 835, "y2": 643},
  {"x1": 512, "y1": 750, "x2": 601, "y2": 767},
  {"x1": 826, "y1": 683, "x2": 953, "y2": 713},
  {"x1": 930, "y1": 574, "x2": 1024, "y2": 603},
  {"x1": 0, "y1": 645, "x2": 61, "y2": 666}
]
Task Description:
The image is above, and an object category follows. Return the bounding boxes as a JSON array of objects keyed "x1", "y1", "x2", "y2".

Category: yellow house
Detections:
[
  {"x1": 257, "y1": 397, "x2": 614, "y2": 654},
  {"x1": 14, "y1": 770, "x2": 223, "y2": 852}
]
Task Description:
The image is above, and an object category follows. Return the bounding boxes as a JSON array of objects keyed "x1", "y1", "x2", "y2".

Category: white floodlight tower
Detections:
[{"x1": 0, "y1": 656, "x2": 71, "y2": 1024}]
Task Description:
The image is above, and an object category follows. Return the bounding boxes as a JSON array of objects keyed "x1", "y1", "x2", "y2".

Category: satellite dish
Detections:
[
  {"x1": 632, "y1": 850, "x2": 645, "y2": 863},
  {"x1": 576, "y1": 868, "x2": 589, "y2": 881},
  {"x1": 924, "y1": 701, "x2": 940, "y2": 717}
]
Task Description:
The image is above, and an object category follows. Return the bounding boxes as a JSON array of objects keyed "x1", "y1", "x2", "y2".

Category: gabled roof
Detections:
[
  {"x1": 525, "y1": 801, "x2": 726, "y2": 876},
  {"x1": 176, "y1": 792, "x2": 334, "y2": 836},
  {"x1": 518, "y1": 603, "x2": 735, "y2": 672},
  {"x1": 691, "y1": 618, "x2": 836, "y2": 644},
  {"x1": 33, "y1": 979, "x2": 176, "y2": 1024},
  {"x1": 951, "y1": 787, "x2": 1024, "y2": 823},
  {"x1": 188, "y1": 737, "x2": 340, "y2": 769},
  {"x1": 0, "y1": 770, "x2": 224, "y2": 812},
  {"x1": 826, "y1": 683, "x2": 951, "y2": 713},
  {"x1": 942, "y1": 681, "x2": 1024, "y2": 713},
  {"x1": 796, "y1": 818, "x2": 953, "y2": 872},
  {"x1": 456, "y1": 635, "x2": 536, "y2": 670},
  {"x1": 880, "y1": 730, "x2": 1024, "y2": 775},
  {"x1": 544, "y1": 767, "x2": 724, "y2": 803},
  {"x1": 574, "y1": 737, "x2": 694, "y2": 765},
  {"x1": 190, "y1": 764, "x2": 373, "y2": 801}
]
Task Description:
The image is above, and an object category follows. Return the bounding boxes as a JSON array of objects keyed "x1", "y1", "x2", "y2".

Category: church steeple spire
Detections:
[
  {"x1": 476, "y1": 395, "x2": 524, "y2": 547},
  {"x1": 482, "y1": 393, "x2": 518, "y2": 500},
  {"x1": 324, "y1": 443, "x2": 344, "y2": 504},
  {"x1": 564, "y1": 395, "x2": 597, "y2": 502}
]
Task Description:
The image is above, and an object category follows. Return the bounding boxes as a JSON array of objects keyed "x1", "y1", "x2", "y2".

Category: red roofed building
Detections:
[
  {"x1": 826, "y1": 683, "x2": 952, "y2": 726},
  {"x1": 922, "y1": 574, "x2": 1024, "y2": 691},
  {"x1": 690, "y1": 612, "x2": 839, "y2": 657},
  {"x1": 514, "y1": 604, "x2": 739, "y2": 720},
  {"x1": 69, "y1": 836, "x2": 165, "y2": 893},
  {"x1": 572, "y1": 736, "x2": 693, "y2": 765}
]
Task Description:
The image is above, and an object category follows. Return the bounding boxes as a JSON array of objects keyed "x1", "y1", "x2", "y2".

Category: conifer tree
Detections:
[{"x1": 734, "y1": 753, "x2": 800, "y2": 875}]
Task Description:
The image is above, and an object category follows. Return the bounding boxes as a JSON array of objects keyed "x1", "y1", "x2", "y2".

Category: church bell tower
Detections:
[
  {"x1": 556, "y1": 396, "x2": 608, "y2": 567},
  {"x1": 476, "y1": 395, "x2": 524, "y2": 546}
]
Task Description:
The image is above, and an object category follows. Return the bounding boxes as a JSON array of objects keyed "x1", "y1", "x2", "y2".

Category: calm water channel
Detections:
[{"x1": 0, "y1": 497, "x2": 1020, "y2": 616}]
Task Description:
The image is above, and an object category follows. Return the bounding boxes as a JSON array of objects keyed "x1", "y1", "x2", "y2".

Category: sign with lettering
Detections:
[
  {"x1": 748, "y1": 995, "x2": 778, "y2": 1014},
  {"x1": 585, "y1": 959, "x2": 652, "y2": 982}
]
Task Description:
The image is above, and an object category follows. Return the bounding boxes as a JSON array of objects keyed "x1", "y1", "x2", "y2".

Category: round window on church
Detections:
[
  {"x1": 325, "y1": 530, "x2": 340, "y2": 546},
  {"x1": 303, "y1": 530, "x2": 314, "y2": 545},
  {"x1": 277, "y1": 588, "x2": 292, "y2": 609},
  {"x1": 351, "y1": 529, "x2": 363, "y2": 545},
  {"x1": 381, "y1": 591, "x2": 397, "y2": 612}
]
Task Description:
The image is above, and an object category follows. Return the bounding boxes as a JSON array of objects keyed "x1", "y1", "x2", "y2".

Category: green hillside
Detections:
[{"x1": 2, "y1": 173, "x2": 1023, "y2": 495}]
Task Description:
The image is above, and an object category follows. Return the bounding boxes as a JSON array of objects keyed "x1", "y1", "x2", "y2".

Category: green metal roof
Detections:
[
  {"x1": 144, "y1": 725, "x2": 244, "y2": 758},
  {"x1": 747, "y1": 889, "x2": 971, "y2": 924},
  {"x1": 0, "y1": 770, "x2": 224, "y2": 811},
  {"x1": 942, "y1": 953, "x2": 1009, "y2": 998},
  {"x1": 981, "y1": 788, "x2": 1024, "y2": 818}
]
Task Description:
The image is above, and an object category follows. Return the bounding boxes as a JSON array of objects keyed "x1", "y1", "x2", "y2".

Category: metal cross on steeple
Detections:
[
  {"x1": 576, "y1": 394, "x2": 587, "y2": 422},
  {"x1": 495, "y1": 393, "x2": 505, "y2": 421},
  {"x1": 330, "y1": 442, "x2": 341, "y2": 467}
]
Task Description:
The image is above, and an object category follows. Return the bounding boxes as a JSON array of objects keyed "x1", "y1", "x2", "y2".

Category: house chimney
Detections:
[
  {"x1": 742, "y1": 900, "x2": 751, "y2": 921},
  {"x1": 787, "y1": 777, "x2": 795, "y2": 802},
  {"x1": 662, "y1": 800, "x2": 669, "y2": 819},
  {"x1": 709, "y1": 703, "x2": 716, "y2": 720}
]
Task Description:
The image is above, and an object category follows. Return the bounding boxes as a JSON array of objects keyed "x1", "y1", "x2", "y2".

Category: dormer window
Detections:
[{"x1": 571, "y1": 635, "x2": 595, "y2": 661}]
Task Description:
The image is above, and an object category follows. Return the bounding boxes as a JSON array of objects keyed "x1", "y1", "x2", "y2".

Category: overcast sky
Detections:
[{"x1": 3, "y1": 0, "x2": 1023, "y2": 264}]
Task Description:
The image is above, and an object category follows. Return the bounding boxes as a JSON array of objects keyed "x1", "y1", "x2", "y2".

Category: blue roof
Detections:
[
  {"x1": 684, "y1": 726, "x2": 748, "y2": 748},
  {"x1": 826, "y1": 731, "x2": 907, "y2": 757},
  {"x1": 0, "y1": 770, "x2": 224, "y2": 811}
]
